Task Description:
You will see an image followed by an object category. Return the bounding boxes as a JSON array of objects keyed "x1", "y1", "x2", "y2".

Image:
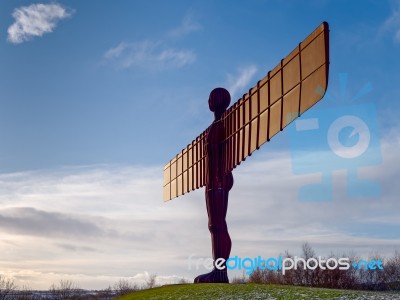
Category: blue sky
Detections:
[{"x1": 0, "y1": 0, "x2": 399, "y2": 290}]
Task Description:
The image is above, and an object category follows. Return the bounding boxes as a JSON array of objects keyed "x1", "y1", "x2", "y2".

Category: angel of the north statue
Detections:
[{"x1": 163, "y1": 22, "x2": 329, "y2": 283}]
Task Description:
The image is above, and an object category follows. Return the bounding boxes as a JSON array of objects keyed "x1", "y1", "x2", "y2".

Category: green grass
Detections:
[{"x1": 116, "y1": 283, "x2": 400, "y2": 299}]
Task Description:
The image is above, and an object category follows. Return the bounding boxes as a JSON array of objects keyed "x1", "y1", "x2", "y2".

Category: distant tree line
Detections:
[
  {"x1": 0, "y1": 274, "x2": 159, "y2": 300},
  {"x1": 243, "y1": 243, "x2": 400, "y2": 291}
]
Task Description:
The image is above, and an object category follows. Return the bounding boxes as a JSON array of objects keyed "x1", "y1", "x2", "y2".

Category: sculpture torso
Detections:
[{"x1": 205, "y1": 119, "x2": 233, "y2": 191}]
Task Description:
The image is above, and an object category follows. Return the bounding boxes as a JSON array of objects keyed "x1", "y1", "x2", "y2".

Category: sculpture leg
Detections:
[{"x1": 194, "y1": 188, "x2": 231, "y2": 283}]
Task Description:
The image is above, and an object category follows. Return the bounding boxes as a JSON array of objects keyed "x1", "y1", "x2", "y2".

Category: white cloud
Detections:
[
  {"x1": 7, "y1": 3, "x2": 72, "y2": 44},
  {"x1": 167, "y1": 14, "x2": 202, "y2": 38},
  {"x1": 226, "y1": 65, "x2": 258, "y2": 99},
  {"x1": 104, "y1": 14, "x2": 200, "y2": 71},
  {"x1": 104, "y1": 40, "x2": 196, "y2": 70},
  {"x1": 104, "y1": 42, "x2": 128, "y2": 59},
  {"x1": 380, "y1": 0, "x2": 400, "y2": 43}
]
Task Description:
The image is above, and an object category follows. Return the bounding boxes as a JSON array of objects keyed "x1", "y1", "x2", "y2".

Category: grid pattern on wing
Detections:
[
  {"x1": 163, "y1": 128, "x2": 209, "y2": 201},
  {"x1": 222, "y1": 22, "x2": 329, "y2": 174}
]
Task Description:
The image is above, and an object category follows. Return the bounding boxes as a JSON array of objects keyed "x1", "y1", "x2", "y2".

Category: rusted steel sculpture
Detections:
[{"x1": 163, "y1": 22, "x2": 330, "y2": 283}]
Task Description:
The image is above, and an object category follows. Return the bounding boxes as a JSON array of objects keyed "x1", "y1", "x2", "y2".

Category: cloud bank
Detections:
[{"x1": 0, "y1": 130, "x2": 399, "y2": 289}]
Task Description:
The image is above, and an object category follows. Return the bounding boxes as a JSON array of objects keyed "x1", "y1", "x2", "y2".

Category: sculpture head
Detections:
[{"x1": 208, "y1": 87, "x2": 231, "y2": 120}]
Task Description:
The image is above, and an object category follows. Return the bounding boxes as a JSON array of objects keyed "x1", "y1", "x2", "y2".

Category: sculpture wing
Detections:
[
  {"x1": 163, "y1": 22, "x2": 329, "y2": 201},
  {"x1": 163, "y1": 127, "x2": 209, "y2": 201},
  {"x1": 222, "y1": 22, "x2": 329, "y2": 173}
]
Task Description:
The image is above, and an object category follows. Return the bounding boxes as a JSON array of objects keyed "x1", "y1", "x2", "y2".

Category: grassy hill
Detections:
[{"x1": 117, "y1": 283, "x2": 400, "y2": 299}]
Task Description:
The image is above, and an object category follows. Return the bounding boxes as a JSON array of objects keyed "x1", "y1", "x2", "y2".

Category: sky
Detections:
[{"x1": 0, "y1": 0, "x2": 400, "y2": 290}]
